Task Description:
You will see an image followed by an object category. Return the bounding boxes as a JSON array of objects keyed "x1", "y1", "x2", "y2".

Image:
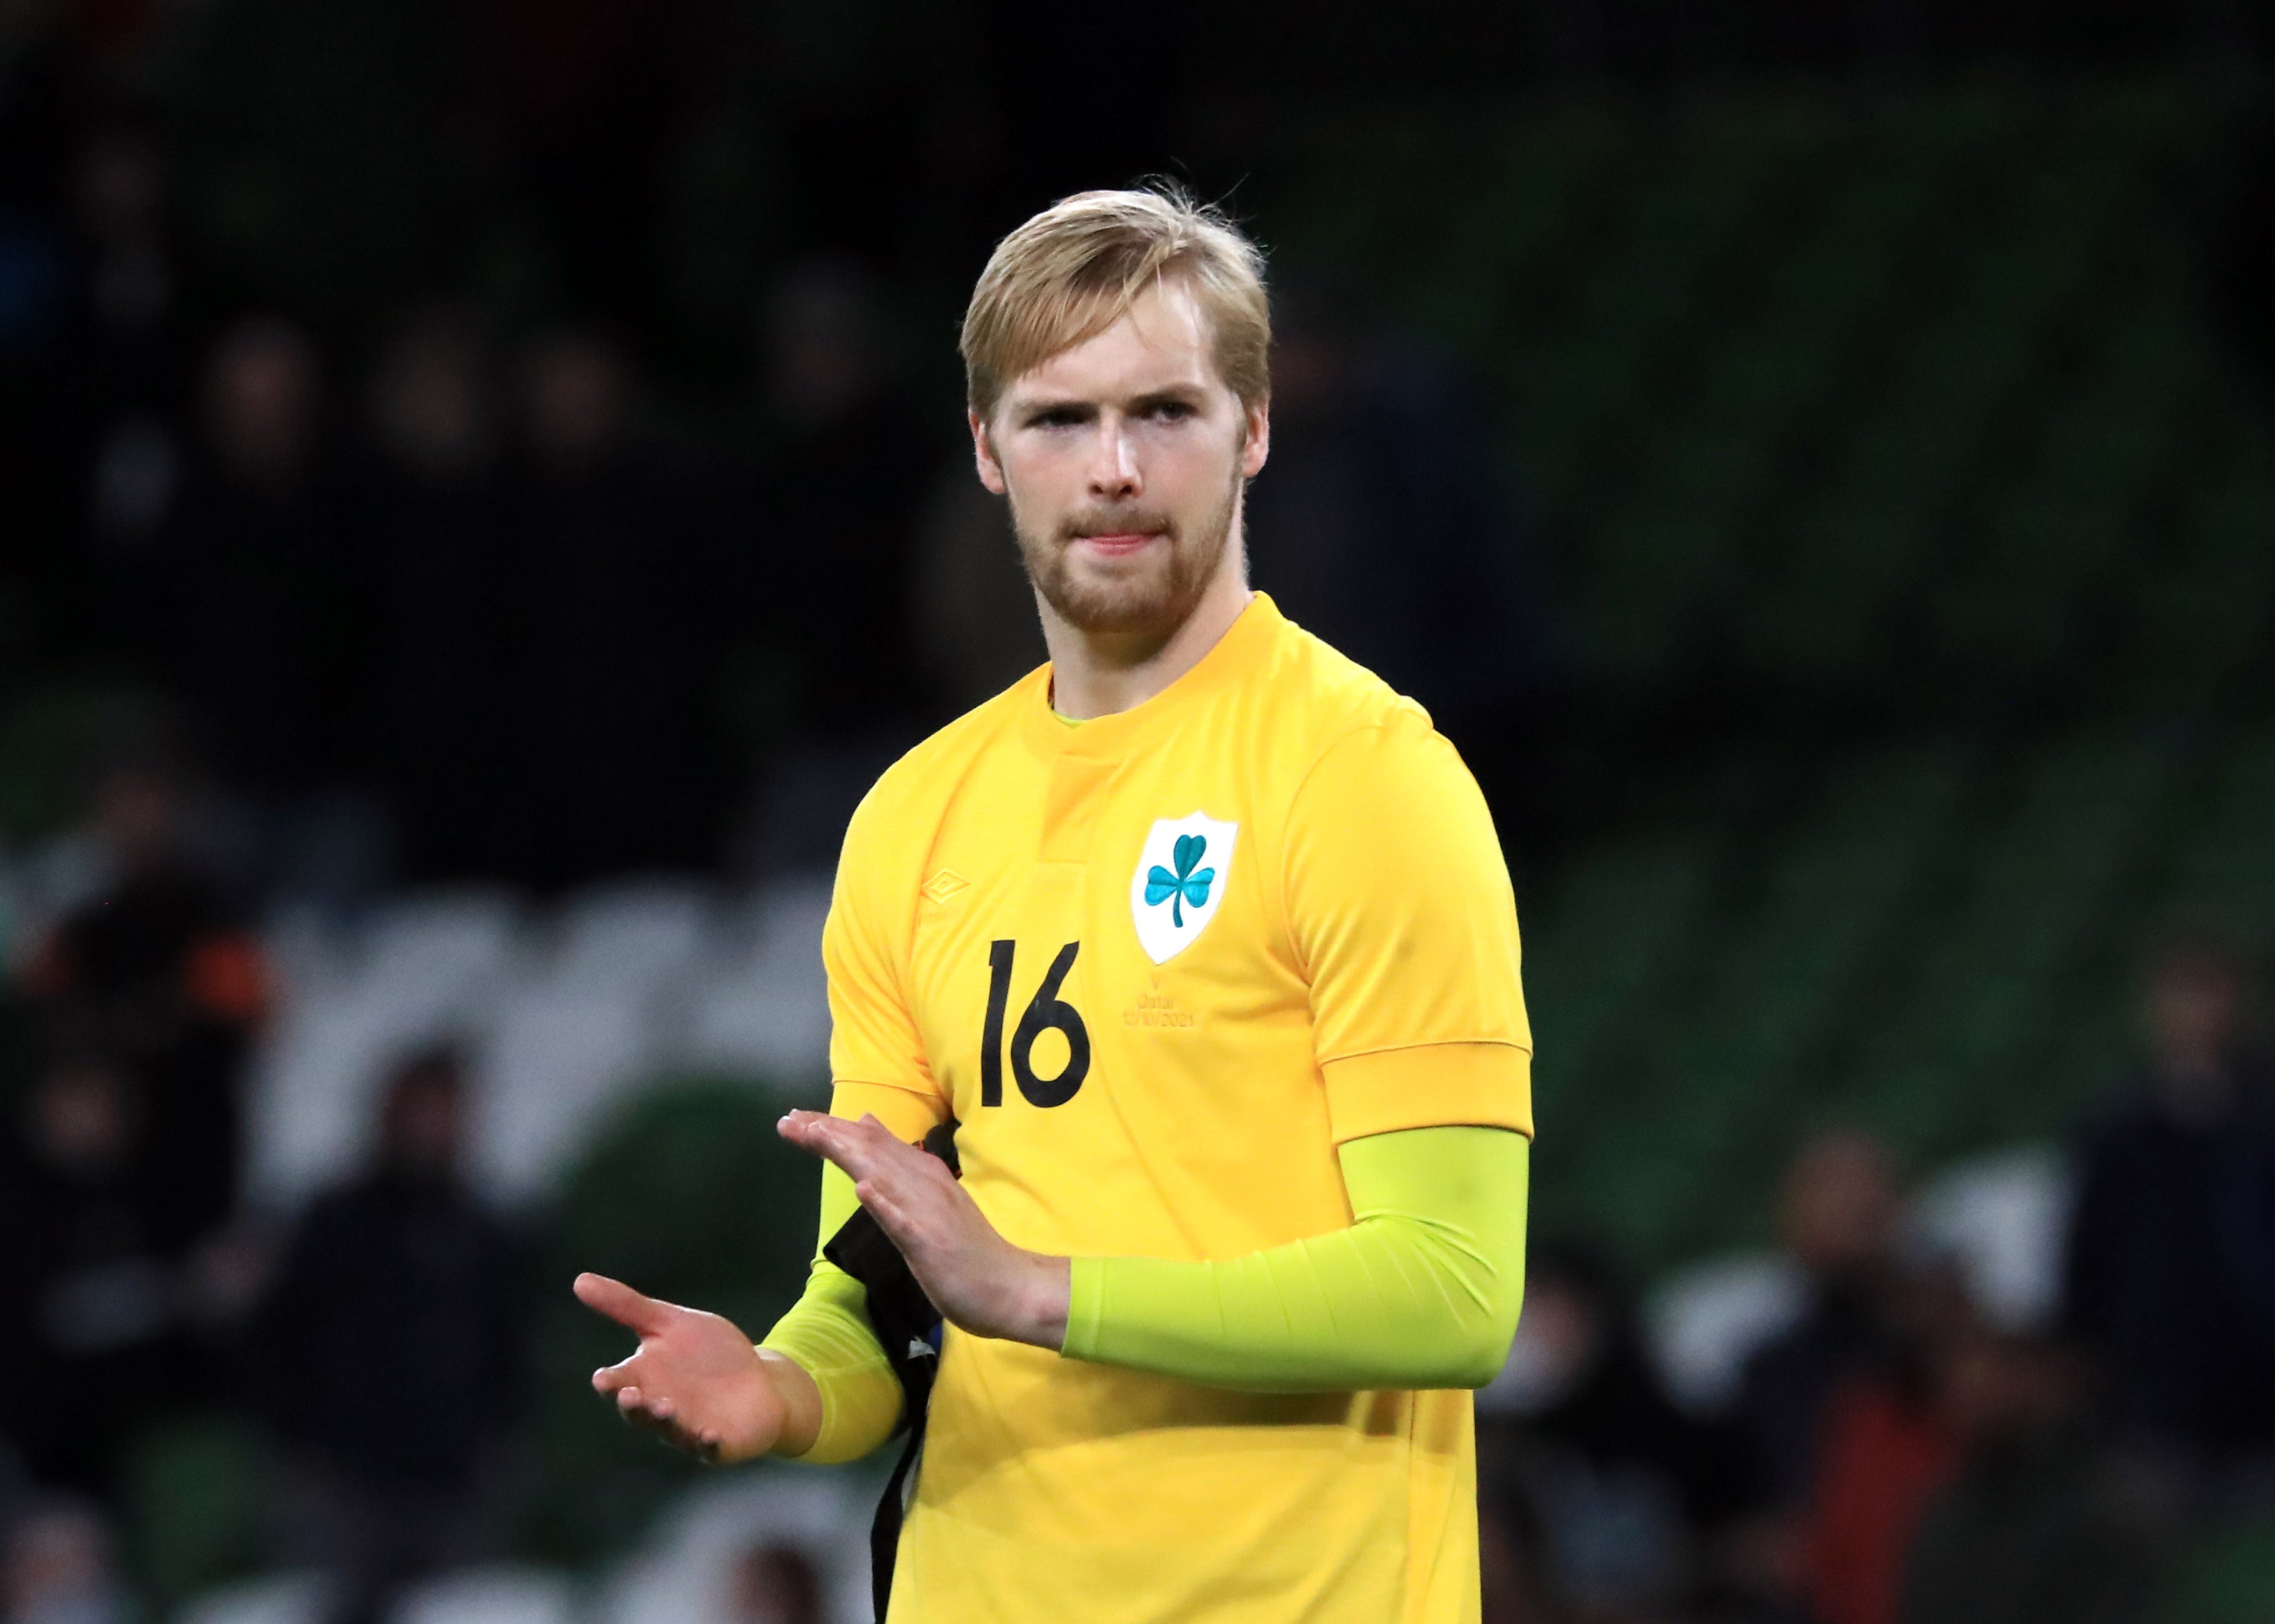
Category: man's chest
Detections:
[{"x1": 900, "y1": 749, "x2": 1314, "y2": 1134}]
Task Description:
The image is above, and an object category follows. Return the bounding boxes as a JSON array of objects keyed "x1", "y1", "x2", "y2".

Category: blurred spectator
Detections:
[
  {"x1": 253, "y1": 1048, "x2": 525, "y2": 1624},
  {"x1": 71, "y1": 128, "x2": 175, "y2": 357},
  {"x1": 2062, "y1": 932, "x2": 2275, "y2": 1503},
  {"x1": 760, "y1": 258, "x2": 931, "y2": 742},
  {"x1": 0, "y1": 1037, "x2": 238, "y2": 1492},
  {"x1": 17, "y1": 753, "x2": 265, "y2": 1255},
  {"x1": 2, "y1": 113, "x2": 184, "y2": 663},
  {"x1": 358, "y1": 308, "x2": 514, "y2": 880},
  {"x1": 141, "y1": 318, "x2": 355, "y2": 801},
  {"x1": 0, "y1": 1499, "x2": 129, "y2": 1624},
  {"x1": 731, "y1": 1542, "x2": 827, "y2": 1624},
  {"x1": 739, "y1": 260, "x2": 934, "y2": 875},
  {"x1": 1242, "y1": 287, "x2": 1550, "y2": 826},
  {"x1": 503, "y1": 325, "x2": 733, "y2": 886},
  {"x1": 1476, "y1": 1242, "x2": 1736, "y2": 1619},
  {"x1": 1720, "y1": 1132, "x2": 1907, "y2": 1611},
  {"x1": 1734, "y1": 1132, "x2": 1907, "y2": 1510},
  {"x1": 1801, "y1": 1265, "x2": 1973, "y2": 1624},
  {"x1": 1898, "y1": 1330, "x2": 2154, "y2": 1624},
  {"x1": 71, "y1": 123, "x2": 187, "y2": 553},
  {"x1": 0, "y1": 1053, "x2": 204, "y2": 1497}
]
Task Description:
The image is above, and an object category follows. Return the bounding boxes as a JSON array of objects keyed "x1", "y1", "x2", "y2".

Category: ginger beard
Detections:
[{"x1": 1005, "y1": 438, "x2": 1247, "y2": 639}]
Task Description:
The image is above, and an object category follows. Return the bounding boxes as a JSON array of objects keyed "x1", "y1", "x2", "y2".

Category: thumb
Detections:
[{"x1": 574, "y1": 1272, "x2": 674, "y2": 1337}]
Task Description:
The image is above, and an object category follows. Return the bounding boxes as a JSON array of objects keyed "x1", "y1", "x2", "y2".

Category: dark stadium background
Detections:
[{"x1": 4, "y1": 2, "x2": 2274, "y2": 1621}]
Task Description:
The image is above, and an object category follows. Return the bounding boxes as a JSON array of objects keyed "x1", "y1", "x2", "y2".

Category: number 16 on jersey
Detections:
[{"x1": 979, "y1": 940, "x2": 1091, "y2": 1109}]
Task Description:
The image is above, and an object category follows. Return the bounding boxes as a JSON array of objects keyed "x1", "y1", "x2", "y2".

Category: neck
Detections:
[{"x1": 1038, "y1": 531, "x2": 1254, "y2": 722}]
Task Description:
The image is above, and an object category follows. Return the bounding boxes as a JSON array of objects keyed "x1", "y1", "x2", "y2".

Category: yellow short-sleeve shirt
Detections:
[{"x1": 823, "y1": 592, "x2": 1531, "y2": 1624}]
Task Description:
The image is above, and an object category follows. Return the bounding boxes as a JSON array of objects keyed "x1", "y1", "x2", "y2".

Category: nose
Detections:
[{"x1": 1085, "y1": 413, "x2": 1141, "y2": 500}]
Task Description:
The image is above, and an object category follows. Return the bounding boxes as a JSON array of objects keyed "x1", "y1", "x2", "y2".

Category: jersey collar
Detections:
[{"x1": 1019, "y1": 591, "x2": 1283, "y2": 761}]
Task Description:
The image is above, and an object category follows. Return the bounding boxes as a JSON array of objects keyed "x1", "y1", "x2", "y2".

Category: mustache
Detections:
[{"x1": 1055, "y1": 506, "x2": 1177, "y2": 543}]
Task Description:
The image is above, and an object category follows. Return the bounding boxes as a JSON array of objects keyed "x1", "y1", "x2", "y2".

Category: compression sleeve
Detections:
[
  {"x1": 1061, "y1": 1124, "x2": 1528, "y2": 1391},
  {"x1": 756, "y1": 1081, "x2": 944, "y2": 1463}
]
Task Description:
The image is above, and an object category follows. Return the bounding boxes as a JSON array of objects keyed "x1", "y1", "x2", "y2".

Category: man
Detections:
[
  {"x1": 1735, "y1": 1132, "x2": 1909, "y2": 1516},
  {"x1": 253, "y1": 1047, "x2": 525, "y2": 1624},
  {"x1": 19, "y1": 754, "x2": 265, "y2": 1274},
  {"x1": 2062, "y1": 932, "x2": 2275, "y2": 1493},
  {"x1": 506, "y1": 327, "x2": 732, "y2": 883},
  {"x1": 0, "y1": 1051, "x2": 197, "y2": 1497},
  {"x1": 577, "y1": 188, "x2": 1533, "y2": 1623}
]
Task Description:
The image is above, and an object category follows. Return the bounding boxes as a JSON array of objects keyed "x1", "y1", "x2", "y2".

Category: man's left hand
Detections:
[{"x1": 778, "y1": 1111, "x2": 1071, "y2": 1350}]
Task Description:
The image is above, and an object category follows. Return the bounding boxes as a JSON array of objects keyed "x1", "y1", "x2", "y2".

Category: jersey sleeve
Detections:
[
  {"x1": 1285, "y1": 712, "x2": 1533, "y2": 1142},
  {"x1": 822, "y1": 788, "x2": 947, "y2": 1109}
]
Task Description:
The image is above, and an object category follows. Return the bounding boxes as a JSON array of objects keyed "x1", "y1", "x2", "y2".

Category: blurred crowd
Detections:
[
  {"x1": 0, "y1": 753, "x2": 848, "y2": 1624},
  {"x1": 6, "y1": 94, "x2": 967, "y2": 893},
  {"x1": 3, "y1": 66, "x2": 1546, "y2": 904},
  {"x1": 0, "y1": 21, "x2": 1547, "y2": 1624},
  {"x1": 1476, "y1": 934, "x2": 2275, "y2": 1624},
  {"x1": 8, "y1": 748, "x2": 2275, "y2": 1624},
  {"x1": 6, "y1": 8, "x2": 2273, "y2": 1624},
  {"x1": 1, "y1": 756, "x2": 519, "y2": 1616}
]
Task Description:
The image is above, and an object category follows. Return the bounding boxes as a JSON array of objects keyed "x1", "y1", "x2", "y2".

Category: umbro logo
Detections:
[{"x1": 920, "y1": 869, "x2": 970, "y2": 904}]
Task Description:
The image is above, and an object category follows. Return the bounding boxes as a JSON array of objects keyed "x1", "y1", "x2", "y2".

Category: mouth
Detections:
[{"x1": 1071, "y1": 531, "x2": 1163, "y2": 557}]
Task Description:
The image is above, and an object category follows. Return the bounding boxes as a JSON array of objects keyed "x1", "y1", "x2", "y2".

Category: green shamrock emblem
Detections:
[{"x1": 1145, "y1": 834, "x2": 1215, "y2": 929}]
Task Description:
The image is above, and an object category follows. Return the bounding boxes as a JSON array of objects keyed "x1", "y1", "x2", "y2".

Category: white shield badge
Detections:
[{"x1": 1130, "y1": 812, "x2": 1239, "y2": 965}]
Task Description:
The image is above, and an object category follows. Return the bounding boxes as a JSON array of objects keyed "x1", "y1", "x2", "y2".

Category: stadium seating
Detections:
[
  {"x1": 666, "y1": 878, "x2": 835, "y2": 1092},
  {"x1": 1522, "y1": 719, "x2": 2267, "y2": 1273},
  {"x1": 1905, "y1": 1143, "x2": 2075, "y2": 1333},
  {"x1": 243, "y1": 880, "x2": 832, "y2": 1213},
  {"x1": 548, "y1": 882, "x2": 715, "y2": 996},
  {"x1": 2, "y1": 72, "x2": 2258, "y2": 1436},
  {"x1": 390, "y1": 1569, "x2": 577, "y2": 1624},
  {"x1": 476, "y1": 979, "x2": 661, "y2": 1204},
  {"x1": 597, "y1": 1477, "x2": 872, "y2": 1624},
  {"x1": 1642, "y1": 1251, "x2": 1808, "y2": 1415},
  {"x1": 1244, "y1": 75, "x2": 2275, "y2": 1276},
  {"x1": 177, "y1": 1573, "x2": 334, "y2": 1624},
  {"x1": 1267, "y1": 75, "x2": 2260, "y2": 716}
]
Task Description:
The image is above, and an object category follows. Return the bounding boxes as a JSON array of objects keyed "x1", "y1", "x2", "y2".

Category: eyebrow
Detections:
[{"x1": 1010, "y1": 382, "x2": 1211, "y2": 422}]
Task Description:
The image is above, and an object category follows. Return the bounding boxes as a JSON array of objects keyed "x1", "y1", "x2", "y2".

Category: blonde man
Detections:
[{"x1": 577, "y1": 188, "x2": 1533, "y2": 1623}]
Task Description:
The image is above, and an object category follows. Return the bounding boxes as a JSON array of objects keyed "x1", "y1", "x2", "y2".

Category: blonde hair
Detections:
[{"x1": 960, "y1": 186, "x2": 1271, "y2": 420}]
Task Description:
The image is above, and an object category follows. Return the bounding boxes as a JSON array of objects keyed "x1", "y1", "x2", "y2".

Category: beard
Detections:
[{"x1": 1008, "y1": 464, "x2": 1244, "y2": 639}]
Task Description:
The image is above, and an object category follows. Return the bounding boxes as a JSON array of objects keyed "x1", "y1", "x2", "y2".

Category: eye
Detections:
[
  {"x1": 1144, "y1": 399, "x2": 1197, "y2": 422},
  {"x1": 1026, "y1": 406, "x2": 1088, "y2": 429}
]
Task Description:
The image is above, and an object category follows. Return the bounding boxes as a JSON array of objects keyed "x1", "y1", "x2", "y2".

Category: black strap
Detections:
[
  {"x1": 820, "y1": 1121, "x2": 958, "y2": 1622},
  {"x1": 867, "y1": 1395, "x2": 928, "y2": 1622}
]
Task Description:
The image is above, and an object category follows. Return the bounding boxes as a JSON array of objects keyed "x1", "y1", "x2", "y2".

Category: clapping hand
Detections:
[
  {"x1": 776, "y1": 1111, "x2": 1070, "y2": 1349},
  {"x1": 573, "y1": 1273, "x2": 819, "y2": 1463}
]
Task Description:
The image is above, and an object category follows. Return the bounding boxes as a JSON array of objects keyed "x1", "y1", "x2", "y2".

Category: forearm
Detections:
[{"x1": 1061, "y1": 1126, "x2": 1528, "y2": 1391}]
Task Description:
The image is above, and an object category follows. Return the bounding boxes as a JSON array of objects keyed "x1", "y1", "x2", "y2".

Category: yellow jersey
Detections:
[{"x1": 822, "y1": 591, "x2": 1532, "y2": 1623}]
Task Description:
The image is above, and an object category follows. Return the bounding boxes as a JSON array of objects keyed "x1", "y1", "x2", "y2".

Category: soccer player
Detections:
[{"x1": 575, "y1": 188, "x2": 1533, "y2": 1623}]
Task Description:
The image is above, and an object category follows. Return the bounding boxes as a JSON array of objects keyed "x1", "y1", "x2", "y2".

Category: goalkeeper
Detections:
[{"x1": 578, "y1": 186, "x2": 1532, "y2": 1624}]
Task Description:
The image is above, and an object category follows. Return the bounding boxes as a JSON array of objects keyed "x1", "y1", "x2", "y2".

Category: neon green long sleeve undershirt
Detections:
[
  {"x1": 1062, "y1": 1125, "x2": 1528, "y2": 1391},
  {"x1": 760, "y1": 1123, "x2": 1529, "y2": 1462},
  {"x1": 757, "y1": 1154, "x2": 905, "y2": 1463}
]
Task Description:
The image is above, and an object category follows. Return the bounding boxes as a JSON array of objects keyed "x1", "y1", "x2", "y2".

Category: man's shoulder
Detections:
[
  {"x1": 844, "y1": 668, "x2": 1047, "y2": 853},
  {"x1": 1248, "y1": 603, "x2": 1434, "y2": 762}
]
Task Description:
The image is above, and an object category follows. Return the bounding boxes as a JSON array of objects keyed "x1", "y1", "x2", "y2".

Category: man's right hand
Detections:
[{"x1": 573, "y1": 1273, "x2": 820, "y2": 1463}]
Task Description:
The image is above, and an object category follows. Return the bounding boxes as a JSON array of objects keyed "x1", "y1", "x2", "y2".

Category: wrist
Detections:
[
  {"x1": 754, "y1": 1348, "x2": 821, "y2": 1459},
  {"x1": 1017, "y1": 1252, "x2": 1071, "y2": 1351}
]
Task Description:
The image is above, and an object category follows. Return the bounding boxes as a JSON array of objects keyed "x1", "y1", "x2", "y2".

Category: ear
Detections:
[
  {"x1": 970, "y1": 408, "x2": 1008, "y2": 495},
  {"x1": 1240, "y1": 395, "x2": 1271, "y2": 479}
]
